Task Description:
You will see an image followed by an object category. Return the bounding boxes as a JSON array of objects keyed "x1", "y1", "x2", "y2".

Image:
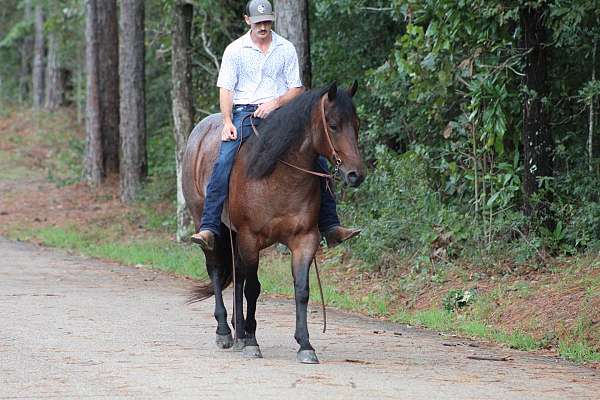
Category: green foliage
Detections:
[
  {"x1": 0, "y1": 19, "x2": 32, "y2": 48},
  {"x1": 340, "y1": 147, "x2": 468, "y2": 264}
]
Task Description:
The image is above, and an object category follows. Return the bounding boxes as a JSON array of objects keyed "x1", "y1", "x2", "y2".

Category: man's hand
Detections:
[
  {"x1": 254, "y1": 98, "x2": 279, "y2": 119},
  {"x1": 221, "y1": 120, "x2": 237, "y2": 141}
]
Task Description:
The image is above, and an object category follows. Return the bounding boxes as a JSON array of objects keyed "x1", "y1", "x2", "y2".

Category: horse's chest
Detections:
[{"x1": 232, "y1": 181, "x2": 319, "y2": 230}]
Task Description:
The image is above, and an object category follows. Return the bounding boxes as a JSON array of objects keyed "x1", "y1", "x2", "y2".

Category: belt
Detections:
[{"x1": 234, "y1": 104, "x2": 259, "y2": 112}]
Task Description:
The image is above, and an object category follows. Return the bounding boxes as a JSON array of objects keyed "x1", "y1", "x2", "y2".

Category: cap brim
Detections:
[{"x1": 249, "y1": 15, "x2": 275, "y2": 23}]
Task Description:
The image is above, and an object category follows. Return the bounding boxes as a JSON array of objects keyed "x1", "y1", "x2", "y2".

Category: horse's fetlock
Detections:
[{"x1": 214, "y1": 310, "x2": 227, "y2": 321}]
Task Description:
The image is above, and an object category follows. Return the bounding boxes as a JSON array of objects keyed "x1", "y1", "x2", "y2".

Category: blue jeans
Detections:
[{"x1": 199, "y1": 105, "x2": 340, "y2": 235}]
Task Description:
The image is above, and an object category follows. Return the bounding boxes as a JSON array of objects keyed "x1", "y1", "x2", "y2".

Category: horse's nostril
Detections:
[{"x1": 347, "y1": 171, "x2": 361, "y2": 186}]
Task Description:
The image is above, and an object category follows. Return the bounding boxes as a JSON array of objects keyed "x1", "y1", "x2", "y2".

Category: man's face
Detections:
[{"x1": 244, "y1": 16, "x2": 273, "y2": 40}]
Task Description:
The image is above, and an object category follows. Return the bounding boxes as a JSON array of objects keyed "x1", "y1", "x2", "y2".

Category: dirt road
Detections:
[{"x1": 1, "y1": 237, "x2": 598, "y2": 399}]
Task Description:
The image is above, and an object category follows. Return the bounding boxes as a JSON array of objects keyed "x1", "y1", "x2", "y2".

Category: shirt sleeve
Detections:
[
  {"x1": 216, "y1": 45, "x2": 237, "y2": 91},
  {"x1": 284, "y1": 45, "x2": 303, "y2": 88}
]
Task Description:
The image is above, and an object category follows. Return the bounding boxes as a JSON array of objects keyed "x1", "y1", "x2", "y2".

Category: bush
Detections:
[{"x1": 338, "y1": 146, "x2": 469, "y2": 267}]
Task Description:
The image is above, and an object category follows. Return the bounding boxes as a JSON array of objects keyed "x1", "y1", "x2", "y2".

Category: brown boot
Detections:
[
  {"x1": 324, "y1": 226, "x2": 361, "y2": 248},
  {"x1": 191, "y1": 230, "x2": 215, "y2": 251}
]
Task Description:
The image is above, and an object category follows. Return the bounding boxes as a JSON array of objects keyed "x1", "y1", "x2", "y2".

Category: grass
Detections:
[
  {"x1": 559, "y1": 341, "x2": 600, "y2": 363},
  {"x1": 10, "y1": 225, "x2": 206, "y2": 279},
  {"x1": 391, "y1": 309, "x2": 541, "y2": 351}
]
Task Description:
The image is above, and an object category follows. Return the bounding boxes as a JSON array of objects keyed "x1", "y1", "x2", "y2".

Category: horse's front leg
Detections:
[{"x1": 289, "y1": 230, "x2": 321, "y2": 364}]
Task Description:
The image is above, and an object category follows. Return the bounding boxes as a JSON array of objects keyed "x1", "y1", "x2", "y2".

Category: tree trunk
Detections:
[
  {"x1": 32, "y1": 4, "x2": 45, "y2": 110},
  {"x1": 84, "y1": 0, "x2": 103, "y2": 185},
  {"x1": 19, "y1": 0, "x2": 33, "y2": 103},
  {"x1": 520, "y1": 5, "x2": 553, "y2": 222},
  {"x1": 45, "y1": 32, "x2": 65, "y2": 109},
  {"x1": 275, "y1": 0, "x2": 311, "y2": 88},
  {"x1": 589, "y1": 41, "x2": 596, "y2": 173},
  {"x1": 119, "y1": 0, "x2": 146, "y2": 203},
  {"x1": 171, "y1": 1, "x2": 194, "y2": 241},
  {"x1": 97, "y1": 0, "x2": 120, "y2": 175}
]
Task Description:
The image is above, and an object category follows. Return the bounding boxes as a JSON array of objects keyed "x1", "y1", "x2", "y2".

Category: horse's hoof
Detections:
[
  {"x1": 215, "y1": 333, "x2": 234, "y2": 349},
  {"x1": 232, "y1": 338, "x2": 246, "y2": 351},
  {"x1": 297, "y1": 350, "x2": 319, "y2": 364},
  {"x1": 243, "y1": 345, "x2": 263, "y2": 359}
]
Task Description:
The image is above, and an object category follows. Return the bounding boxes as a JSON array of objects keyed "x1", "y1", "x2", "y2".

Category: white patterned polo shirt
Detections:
[{"x1": 216, "y1": 30, "x2": 302, "y2": 105}]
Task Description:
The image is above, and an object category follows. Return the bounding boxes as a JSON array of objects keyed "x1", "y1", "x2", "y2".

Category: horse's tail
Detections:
[
  {"x1": 186, "y1": 267, "x2": 232, "y2": 303},
  {"x1": 186, "y1": 226, "x2": 234, "y2": 303},
  {"x1": 187, "y1": 282, "x2": 215, "y2": 304}
]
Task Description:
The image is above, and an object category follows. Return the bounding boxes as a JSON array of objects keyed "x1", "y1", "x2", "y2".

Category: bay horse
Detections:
[{"x1": 182, "y1": 82, "x2": 365, "y2": 363}]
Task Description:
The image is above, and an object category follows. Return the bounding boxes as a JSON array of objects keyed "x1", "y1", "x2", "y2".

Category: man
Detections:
[{"x1": 191, "y1": 0, "x2": 359, "y2": 251}]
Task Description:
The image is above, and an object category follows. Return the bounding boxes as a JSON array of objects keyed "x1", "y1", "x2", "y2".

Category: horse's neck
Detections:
[{"x1": 276, "y1": 133, "x2": 322, "y2": 184}]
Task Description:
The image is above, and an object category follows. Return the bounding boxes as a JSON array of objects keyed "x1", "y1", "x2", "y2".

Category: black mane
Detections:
[{"x1": 244, "y1": 85, "x2": 354, "y2": 179}]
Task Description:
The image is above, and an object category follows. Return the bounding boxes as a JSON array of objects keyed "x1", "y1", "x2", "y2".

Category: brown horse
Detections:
[{"x1": 182, "y1": 82, "x2": 365, "y2": 363}]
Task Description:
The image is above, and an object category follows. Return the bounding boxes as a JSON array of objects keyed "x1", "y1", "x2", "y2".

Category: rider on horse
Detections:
[{"x1": 190, "y1": 0, "x2": 360, "y2": 251}]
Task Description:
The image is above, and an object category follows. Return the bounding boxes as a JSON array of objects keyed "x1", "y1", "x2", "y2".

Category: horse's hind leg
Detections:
[
  {"x1": 206, "y1": 236, "x2": 234, "y2": 349},
  {"x1": 289, "y1": 231, "x2": 321, "y2": 364},
  {"x1": 229, "y1": 233, "x2": 263, "y2": 358}
]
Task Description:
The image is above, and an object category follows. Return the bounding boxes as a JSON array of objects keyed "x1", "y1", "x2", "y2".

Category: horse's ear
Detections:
[
  {"x1": 349, "y1": 80, "x2": 358, "y2": 97},
  {"x1": 327, "y1": 81, "x2": 337, "y2": 101}
]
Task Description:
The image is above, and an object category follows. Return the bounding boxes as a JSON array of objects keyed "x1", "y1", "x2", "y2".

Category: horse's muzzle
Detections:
[{"x1": 344, "y1": 170, "x2": 364, "y2": 187}]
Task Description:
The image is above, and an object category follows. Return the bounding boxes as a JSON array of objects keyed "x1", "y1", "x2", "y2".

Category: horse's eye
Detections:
[{"x1": 329, "y1": 124, "x2": 337, "y2": 131}]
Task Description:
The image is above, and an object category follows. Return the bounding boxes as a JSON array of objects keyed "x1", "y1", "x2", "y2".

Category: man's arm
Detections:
[
  {"x1": 220, "y1": 87, "x2": 237, "y2": 141},
  {"x1": 254, "y1": 86, "x2": 304, "y2": 119}
]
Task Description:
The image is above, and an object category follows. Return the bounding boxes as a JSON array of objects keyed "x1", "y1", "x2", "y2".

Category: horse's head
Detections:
[{"x1": 315, "y1": 81, "x2": 365, "y2": 187}]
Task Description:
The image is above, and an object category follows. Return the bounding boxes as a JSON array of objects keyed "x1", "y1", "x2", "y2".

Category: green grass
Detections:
[
  {"x1": 391, "y1": 308, "x2": 542, "y2": 351},
  {"x1": 559, "y1": 341, "x2": 600, "y2": 363},
  {"x1": 10, "y1": 225, "x2": 206, "y2": 279},
  {"x1": 390, "y1": 306, "x2": 600, "y2": 361}
]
